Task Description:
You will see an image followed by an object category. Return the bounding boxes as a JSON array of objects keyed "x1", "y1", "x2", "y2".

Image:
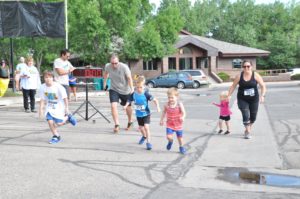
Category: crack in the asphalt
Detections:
[{"x1": 144, "y1": 132, "x2": 214, "y2": 199}]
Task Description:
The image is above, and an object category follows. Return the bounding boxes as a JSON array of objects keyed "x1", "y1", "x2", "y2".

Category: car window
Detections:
[
  {"x1": 159, "y1": 74, "x2": 168, "y2": 79},
  {"x1": 168, "y1": 73, "x2": 177, "y2": 78},
  {"x1": 183, "y1": 70, "x2": 202, "y2": 76},
  {"x1": 178, "y1": 73, "x2": 188, "y2": 78},
  {"x1": 189, "y1": 71, "x2": 201, "y2": 76}
]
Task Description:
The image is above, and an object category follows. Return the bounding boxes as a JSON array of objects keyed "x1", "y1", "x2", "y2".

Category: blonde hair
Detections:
[
  {"x1": 136, "y1": 75, "x2": 145, "y2": 84},
  {"x1": 136, "y1": 75, "x2": 145, "y2": 86},
  {"x1": 220, "y1": 91, "x2": 229, "y2": 100},
  {"x1": 167, "y1": 87, "x2": 179, "y2": 97},
  {"x1": 26, "y1": 56, "x2": 34, "y2": 64},
  {"x1": 19, "y1": 57, "x2": 25, "y2": 63}
]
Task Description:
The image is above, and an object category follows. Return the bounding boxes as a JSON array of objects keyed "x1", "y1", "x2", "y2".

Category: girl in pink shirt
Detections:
[
  {"x1": 160, "y1": 88, "x2": 186, "y2": 154},
  {"x1": 213, "y1": 91, "x2": 232, "y2": 135}
]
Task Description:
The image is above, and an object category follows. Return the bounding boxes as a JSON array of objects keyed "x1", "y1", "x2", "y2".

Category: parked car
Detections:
[
  {"x1": 146, "y1": 72, "x2": 193, "y2": 89},
  {"x1": 181, "y1": 69, "x2": 209, "y2": 88},
  {"x1": 287, "y1": 68, "x2": 300, "y2": 76}
]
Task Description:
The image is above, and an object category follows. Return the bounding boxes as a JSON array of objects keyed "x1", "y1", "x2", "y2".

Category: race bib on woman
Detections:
[{"x1": 244, "y1": 88, "x2": 255, "y2": 96}]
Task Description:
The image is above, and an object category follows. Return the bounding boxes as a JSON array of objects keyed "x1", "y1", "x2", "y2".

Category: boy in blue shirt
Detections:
[{"x1": 124, "y1": 76, "x2": 160, "y2": 150}]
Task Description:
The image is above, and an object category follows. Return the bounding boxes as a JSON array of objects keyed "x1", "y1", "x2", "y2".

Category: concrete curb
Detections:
[
  {"x1": 1, "y1": 81, "x2": 299, "y2": 106},
  {"x1": 0, "y1": 91, "x2": 106, "y2": 107}
]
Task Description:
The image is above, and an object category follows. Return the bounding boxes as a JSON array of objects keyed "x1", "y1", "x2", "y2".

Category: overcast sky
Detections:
[{"x1": 149, "y1": 0, "x2": 297, "y2": 8}]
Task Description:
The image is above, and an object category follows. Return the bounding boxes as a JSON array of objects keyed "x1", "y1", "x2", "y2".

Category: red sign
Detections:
[{"x1": 73, "y1": 67, "x2": 102, "y2": 78}]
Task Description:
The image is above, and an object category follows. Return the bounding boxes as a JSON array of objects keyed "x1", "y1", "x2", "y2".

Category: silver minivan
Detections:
[
  {"x1": 181, "y1": 70, "x2": 209, "y2": 88},
  {"x1": 288, "y1": 68, "x2": 300, "y2": 76}
]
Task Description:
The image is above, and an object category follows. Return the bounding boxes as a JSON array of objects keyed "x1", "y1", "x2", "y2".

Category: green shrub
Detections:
[
  {"x1": 3, "y1": 89, "x2": 22, "y2": 97},
  {"x1": 218, "y1": 72, "x2": 230, "y2": 81},
  {"x1": 291, "y1": 74, "x2": 300, "y2": 80},
  {"x1": 258, "y1": 70, "x2": 267, "y2": 76}
]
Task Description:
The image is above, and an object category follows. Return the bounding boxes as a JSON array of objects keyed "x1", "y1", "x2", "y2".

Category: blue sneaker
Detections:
[
  {"x1": 179, "y1": 146, "x2": 186, "y2": 154},
  {"x1": 166, "y1": 141, "x2": 173, "y2": 150},
  {"x1": 138, "y1": 136, "x2": 146, "y2": 145},
  {"x1": 49, "y1": 136, "x2": 61, "y2": 144},
  {"x1": 146, "y1": 143, "x2": 152, "y2": 150},
  {"x1": 68, "y1": 114, "x2": 77, "y2": 126}
]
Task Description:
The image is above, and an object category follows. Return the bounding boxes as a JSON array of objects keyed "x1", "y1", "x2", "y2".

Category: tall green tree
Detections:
[
  {"x1": 214, "y1": 0, "x2": 258, "y2": 47},
  {"x1": 152, "y1": 6, "x2": 184, "y2": 55},
  {"x1": 290, "y1": 2, "x2": 300, "y2": 66},
  {"x1": 188, "y1": 0, "x2": 230, "y2": 36},
  {"x1": 68, "y1": 0, "x2": 109, "y2": 65},
  {"x1": 256, "y1": 2, "x2": 298, "y2": 68},
  {"x1": 124, "y1": 4, "x2": 184, "y2": 60},
  {"x1": 124, "y1": 23, "x2": 164, "y2": 61}
]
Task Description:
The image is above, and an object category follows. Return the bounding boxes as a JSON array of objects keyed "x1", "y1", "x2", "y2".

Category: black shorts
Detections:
[
  {"x1": 219, "y1": 115, "x2": 230, "y2": 121},
  {"x1": 109, "y1": 89, "x2": 131, "y2": 106},
  {"x1": 137, "y1": 115, "x2": 150, "y2": 126}
]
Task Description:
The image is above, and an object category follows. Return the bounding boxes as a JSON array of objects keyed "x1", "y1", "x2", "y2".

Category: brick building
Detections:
[{"x1": 128, "y1": 30, "x2": 270, "y2": 80}]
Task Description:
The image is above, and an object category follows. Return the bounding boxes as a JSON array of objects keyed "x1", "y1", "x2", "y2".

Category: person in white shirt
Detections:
[
  {"x1": 39, "y1": 70, "x2": 76, "y2": 144},
  {"x1": 20, "y1": 57, "x2": 41, "y2": 113},
  {"x1": 53, "y1": 49, "x2": 75, "y2": 99},
  {"x1": 14, "y1": 57, "x2": 27, "y2": 91}
]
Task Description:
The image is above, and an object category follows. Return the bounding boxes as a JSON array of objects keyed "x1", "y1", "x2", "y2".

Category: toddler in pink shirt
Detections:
[{"x1": 213, "y1": 91, "x2": 232, "y2": 135}]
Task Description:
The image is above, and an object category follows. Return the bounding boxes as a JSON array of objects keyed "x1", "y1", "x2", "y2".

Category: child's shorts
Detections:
[
  {"x1": 137, "y1": 115, "x2": 150, "y2": 126},
  {"x1": 46, "y1": 112, "x2": 64, "y2": 124},
  {"x1": 219, "y1": 115, "x2": 230, "y2": 121},
  {"x1": 166, "y1": 128, "x2": 183, "y2": 137}
]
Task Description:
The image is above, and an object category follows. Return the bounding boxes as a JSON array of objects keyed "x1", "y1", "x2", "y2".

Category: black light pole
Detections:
[{"x1": 10, "y1": 38, "x2": 16, "y2": 92}]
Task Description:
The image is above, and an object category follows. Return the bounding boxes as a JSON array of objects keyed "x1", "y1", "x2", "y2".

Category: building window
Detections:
[
  {"x1": 196, "y1": 57, "x2": 208, "y2": 69},
  {"x1": 179, "y1": 57, "x2": 193, "y2": 70},
  {"x1": 233, "y1": 59, "x2": 242, "y2": 68},
  {"x1": 143, "y1": 60, "x2": 158, "y2": 71},
  {"x1": 168, "y1": 57, "x2": 176, "y2": 70},
  {"x1": 179, "y1": 47, "x2": 192, "y2": 54}
]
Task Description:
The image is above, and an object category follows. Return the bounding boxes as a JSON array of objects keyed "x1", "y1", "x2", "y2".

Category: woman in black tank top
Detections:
[
  {"x1": 228, "y1": 60, "x2": 266, "y2": 139},
  {"x1": 237, "y1": 71, "x2": 259, "y2": 102}
]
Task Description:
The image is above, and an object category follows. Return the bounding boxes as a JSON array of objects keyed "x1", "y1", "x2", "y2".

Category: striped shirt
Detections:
[{"x1": 166, "y1": 102, "x2": 183, "y2": 131}]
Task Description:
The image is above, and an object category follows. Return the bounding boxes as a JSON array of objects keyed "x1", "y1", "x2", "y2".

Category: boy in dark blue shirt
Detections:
[{"x1": 124, "y1": 76, "x2": 160, "y2": 150}]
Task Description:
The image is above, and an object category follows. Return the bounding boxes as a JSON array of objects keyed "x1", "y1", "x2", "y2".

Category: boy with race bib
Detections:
[{"x1": 124, "y1": 76, "x2": 160, "y2": 150}]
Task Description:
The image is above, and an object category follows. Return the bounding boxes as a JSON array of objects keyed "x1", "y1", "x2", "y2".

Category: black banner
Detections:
[{"x1": 0, "y1": 1, "x2": 65, "y2": 38}]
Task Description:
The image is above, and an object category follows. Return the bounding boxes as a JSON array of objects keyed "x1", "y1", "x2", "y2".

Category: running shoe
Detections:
[
  {"x1": 138, "y1": 136, "x2": 146, "y2": 145},
  {"x1": 113, "y1": 125, "x2": 120, "y2": 133},
  {"x1": 49, "y1": 136, "x2": 61, "y2": 144},
  {"x1": 68, "y1": 114, "x2": 77, "y2": 126},
  {"x1": 179, "y1": 146, "x2": 186, "y2": 154},
  {"x1": 125, "y1": 122, "x2": 134, "y2": 130},
  {"x1": 146, "y1": 143, "x2": 152, "y2": 150},
  {"x1": 244, "y1": 131, "x2": 251, "y2": 139},
  {"x1": 166, "y1": 141, "x2": 173, "y2": 150}
]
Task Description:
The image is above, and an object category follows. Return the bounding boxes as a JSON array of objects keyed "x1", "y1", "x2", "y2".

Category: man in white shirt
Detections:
[{"x1": 53, "y1": 49, "x2": 75, "y2": 98}]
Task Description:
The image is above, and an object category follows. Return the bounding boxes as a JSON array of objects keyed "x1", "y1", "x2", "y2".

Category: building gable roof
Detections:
[
  {"x1": 177, "y1": 35, "x2": 270, "y2": 57},
  {"x1": 176, "y1": 35, "x2": 219, "y2": 56}
]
